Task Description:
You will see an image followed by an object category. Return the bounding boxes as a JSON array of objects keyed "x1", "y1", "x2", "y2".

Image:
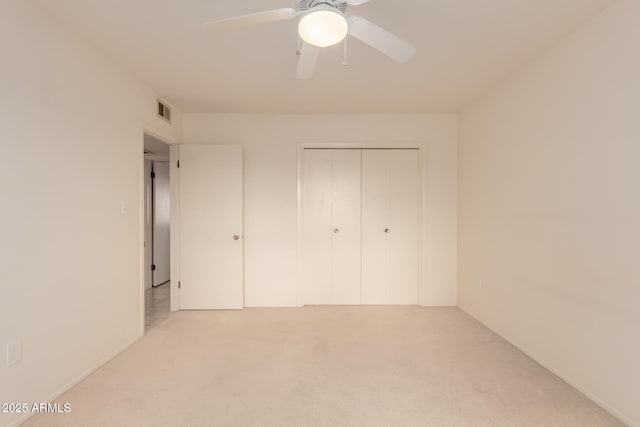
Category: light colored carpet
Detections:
[{"x1": 23, "y1": 307, "x2": 624, "y2": 427}]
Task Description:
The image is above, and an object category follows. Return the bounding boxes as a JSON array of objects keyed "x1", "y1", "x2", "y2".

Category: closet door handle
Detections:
[
  {"x1": 233, "y1": 235, "x2": 240, "y2": 240},
  {"x1": 333, "y1": 228, "x2": 340, "y2": 234},
  {"x1": 384, "y1": 228, "x2": 390, "y2": 234}
]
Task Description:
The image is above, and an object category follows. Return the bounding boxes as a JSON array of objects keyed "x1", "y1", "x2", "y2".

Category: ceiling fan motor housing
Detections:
[{"x1": 298, "y1": 0, "x2": 348, "y2": 13}]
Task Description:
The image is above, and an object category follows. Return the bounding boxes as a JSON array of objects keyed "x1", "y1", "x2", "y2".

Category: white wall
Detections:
[
  {"x1": 458, "y1": 1, "x2": 640, "y2": 426},
  {"x1": 0, "y1": 2, "x2": 181, "y2": 426},
  {"x1": 182, "y1": 114, "x2": 458, "y2": 307}
]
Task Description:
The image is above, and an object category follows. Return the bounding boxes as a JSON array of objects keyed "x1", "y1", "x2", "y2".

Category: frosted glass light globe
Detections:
[{"x1": 299, "y1": 9, "x2": 348, "y2": 48}]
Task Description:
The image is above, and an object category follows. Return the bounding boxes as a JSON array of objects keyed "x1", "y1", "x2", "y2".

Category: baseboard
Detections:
[
  {"x1": 458, "y1": 306, "x2": 637, "y2": 427},
  {"x1": 7, "y1": 333, "x2": 143, "y2": 427},
  {"x1": 243, "y1": 304, "x2": 303, "y2": 308}
]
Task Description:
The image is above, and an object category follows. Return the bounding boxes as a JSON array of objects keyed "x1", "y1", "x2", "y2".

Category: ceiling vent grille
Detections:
[{"x1": 157, "y1": 99, "x2": 171, "y2": 123}]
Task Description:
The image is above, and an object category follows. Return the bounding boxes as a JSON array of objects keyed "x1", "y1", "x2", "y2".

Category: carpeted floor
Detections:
[{"x1": 23, "y1": 307, "x2": 624, "y2": 427}]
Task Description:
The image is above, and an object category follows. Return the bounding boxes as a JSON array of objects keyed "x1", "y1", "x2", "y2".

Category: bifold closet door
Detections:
[
  {"x1": 302, "y1": 149, "x2": 361, "y2": 305},
  {"x1": 362, "y1": 149, "x2": 420, "y2": 304}
]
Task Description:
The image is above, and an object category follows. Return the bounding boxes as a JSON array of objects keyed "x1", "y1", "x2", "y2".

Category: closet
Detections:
[{"x1": 302, "y1": 148, "x2": 420, "y2": 305}]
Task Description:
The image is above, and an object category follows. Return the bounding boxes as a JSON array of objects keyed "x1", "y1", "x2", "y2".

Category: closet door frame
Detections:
[{"x1": 297, "y1": 142, "x2": 425, "y2": 307}]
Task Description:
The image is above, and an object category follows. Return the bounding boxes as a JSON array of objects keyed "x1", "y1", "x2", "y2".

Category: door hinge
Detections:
[
  {"x1": 151, "y1": 264, "x2": 156, "y2": 271},
  {"x1": 151, "y1": 171, "x2": 156, "y2": 179},
  {"x1": 177, "y1": 160, "x2": 180, "y2": 168},
  {"x1": 178, "y1": 281, "x2": 181, "y2": 289}
]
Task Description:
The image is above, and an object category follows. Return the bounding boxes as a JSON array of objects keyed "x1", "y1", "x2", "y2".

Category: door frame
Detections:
[
  {"x1": 296, "y1": 142, "x2": 426, "y2": 307},
  {"x1": 140, "y1": 126, "x2": 180, "y2": 336}
]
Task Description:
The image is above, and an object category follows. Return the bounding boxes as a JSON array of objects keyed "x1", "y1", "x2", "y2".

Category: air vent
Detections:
[{"x1": 157, "y1": 99, "x2": 171, "y2": 123}]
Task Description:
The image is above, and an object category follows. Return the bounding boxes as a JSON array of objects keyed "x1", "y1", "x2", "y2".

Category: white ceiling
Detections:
[{"x1": 32, "y1": 0, "x2": 614, "y2": 113}]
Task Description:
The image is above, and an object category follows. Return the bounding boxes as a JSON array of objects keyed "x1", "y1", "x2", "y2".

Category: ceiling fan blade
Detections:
[
  {"x1": 347, "y1": 16, "x2": 416, "y2": 63},
  {"x1": 346, "y1": 0, "x2": 372, "y2": 5},
  {"x1": 295, "y1": 43, "x2": 321, "y2": 80},
  {"x1": 203, "y1": 8, "x2": 297, "y2": 32}
]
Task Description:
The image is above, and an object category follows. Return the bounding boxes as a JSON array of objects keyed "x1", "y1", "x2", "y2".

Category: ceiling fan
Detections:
[{"x1": 203, "y1": 0, "x2": 417, "y2": 79}]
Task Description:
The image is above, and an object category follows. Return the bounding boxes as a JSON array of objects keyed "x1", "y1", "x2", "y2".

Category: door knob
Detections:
[
  {"x1": 385, "y1": 228, "x2": 390, "y2": 234},
  {"x1": 233, "y1": 235, "x2": 240, "y2": 240},
  {"x1": 333, "y1": 228, "x2": 340, "y2": 234}
]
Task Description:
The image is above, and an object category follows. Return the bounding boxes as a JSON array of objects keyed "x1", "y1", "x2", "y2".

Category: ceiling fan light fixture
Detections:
[{"x1": 298, "y1": 9, "x2": 348, "y2": 48}]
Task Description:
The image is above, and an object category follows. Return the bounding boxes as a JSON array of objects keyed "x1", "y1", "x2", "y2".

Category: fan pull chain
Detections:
[
  {"x1": 296, "y1": 35, "x2": 302, "y2": 56},
  {"x1": 343, "y1": 37, "x2": 349, "y2": 66}
]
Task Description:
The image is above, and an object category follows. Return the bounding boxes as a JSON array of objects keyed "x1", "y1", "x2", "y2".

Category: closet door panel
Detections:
[
  {"x1": 330, "y1": 150, "x2": 362, "y2": 305},
  {"x1": 362, "y1": 149, "x2": 420, "y2": 305},
  {"x1": 388, "y1": 150, "x2": 421, "y2": 304},
  {"x1": 302, "y1": 149, "x2": 361, "y2": 305},
  {"x1": 302, "y1": 150, "x2": 333, "y2": 304},
  {"x1": 361, "y1": 150, "x2": 391, "y2": 304}
]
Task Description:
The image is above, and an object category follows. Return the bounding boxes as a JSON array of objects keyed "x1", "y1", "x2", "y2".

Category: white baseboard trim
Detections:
[
  {"x1": 7, "y1": 333, "x2": 143, "y2": 427},
  {"x1": 459, "y1": 306, "x2": 636, "y2": 427}
]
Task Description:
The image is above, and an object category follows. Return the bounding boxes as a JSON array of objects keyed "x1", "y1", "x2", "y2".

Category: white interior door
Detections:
[
  {"x1": 152, "y1": 161, "x2": 171, "y2": 286},
  {"x1": 179, "y1": 145, "x2": 243, "y2": 310},
  {"x1": 144, "y1": 159, "x2": 153, "y2": 290},
  {"x1": 362, "y1": 149, "x2": 420, "y2": 304},
  {"x1": 302, "y1": 149, "x2": 361, "y2": 305}
]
